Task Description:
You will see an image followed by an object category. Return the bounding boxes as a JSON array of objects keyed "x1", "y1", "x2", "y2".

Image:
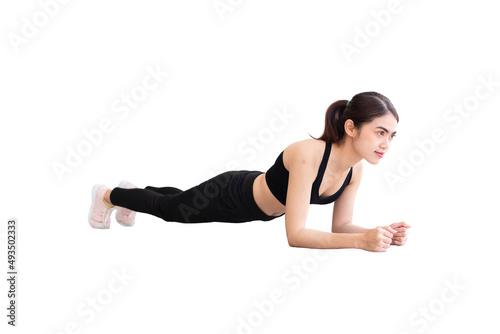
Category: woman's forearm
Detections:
[
  {"x1": 333, "y1": 223, "x2": 368, "y2": 234},
  {"x1": 289, "y1": 228, "x2": 363, "y2": 249}
]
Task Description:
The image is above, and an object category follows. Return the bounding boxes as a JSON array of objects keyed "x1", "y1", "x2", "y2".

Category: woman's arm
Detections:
[
  {"x1": 284, "y1": 147, "x2": 365, "y2": 249},
  {"x1": 329, "y1": 161, "x2": 399, "y2": 250},
  {"x1": 331, "y1": 161, "x2": 368, "y2": 233},
  {"x1": 291, "y1": 226, "x2": 395, "y2": 251},
  {"x1": 285, "y1": 154, "x2": 395, "y2": 251},
  {"x1": 289, "y1": 228, "x2": 364, "y2": 249}
]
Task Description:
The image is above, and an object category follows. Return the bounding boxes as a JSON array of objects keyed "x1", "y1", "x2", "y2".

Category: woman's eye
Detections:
[{"x1": 378, "y1": 131, "x2": 384, "y2": 136}]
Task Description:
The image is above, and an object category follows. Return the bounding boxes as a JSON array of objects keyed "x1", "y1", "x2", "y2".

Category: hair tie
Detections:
[{"x1": 346, "y1": 100, "x2": 350, "y2": 106}]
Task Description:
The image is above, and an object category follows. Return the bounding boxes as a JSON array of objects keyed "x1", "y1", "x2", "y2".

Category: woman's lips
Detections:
[{"x1": 375, "y1": 151, "x2": 384, "y2": 158}]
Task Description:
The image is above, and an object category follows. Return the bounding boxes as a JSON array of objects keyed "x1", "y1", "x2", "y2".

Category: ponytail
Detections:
[
  {"x1": 311, "y1": 92, "x2": 398, "y2": 144},
  {"x1": 320, "y1": 100, "x2": 349, "y2": 144}
]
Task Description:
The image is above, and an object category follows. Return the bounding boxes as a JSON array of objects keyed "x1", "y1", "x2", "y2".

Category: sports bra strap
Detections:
[{"x1": 312, "y1": 142, "x2": 332, "y2": 194}]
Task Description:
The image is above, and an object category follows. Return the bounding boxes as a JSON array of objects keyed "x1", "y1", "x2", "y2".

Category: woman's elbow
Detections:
[{"x1": 287, "y1": 232, "x2": 302, "y2": 248}]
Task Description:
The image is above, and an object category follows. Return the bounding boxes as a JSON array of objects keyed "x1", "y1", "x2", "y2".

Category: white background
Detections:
[{"x1": 1, "y1": 0, "x2": 499, "y2": 333}]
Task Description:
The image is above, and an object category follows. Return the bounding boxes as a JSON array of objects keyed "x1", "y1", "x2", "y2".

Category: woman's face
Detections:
[{"x1": 352, "y1": 113, "x2": 398, "y2": 165}]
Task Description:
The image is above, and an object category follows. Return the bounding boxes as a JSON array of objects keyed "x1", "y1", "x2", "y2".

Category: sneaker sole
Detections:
[
  {"x1": 88, "y1": 184, "x2": 109, "y2": 229},
  {"x1": 115, "y1": 180, "x2": 135, "y2": 227},
  {"x1": 116, "y1": 219, "x2": 134, "y2": 227}
]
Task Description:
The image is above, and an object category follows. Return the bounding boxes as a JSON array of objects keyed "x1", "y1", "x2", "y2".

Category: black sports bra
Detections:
[{"x1": 265, "y1": 141, "x2": 353, "y2": 205}]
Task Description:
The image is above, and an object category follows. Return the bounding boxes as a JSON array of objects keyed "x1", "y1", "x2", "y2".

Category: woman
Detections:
[{"x1": 88, "y1": 91, "x2": 410, "y2": 252}]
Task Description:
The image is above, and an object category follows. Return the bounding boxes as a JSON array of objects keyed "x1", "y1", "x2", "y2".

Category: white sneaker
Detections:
[
  {"x1": 115, "y1": 180, "x2": 137, "y2": 226},
  {"x1": 88, "y1": 184, "x2": 114, "y2": 229}
]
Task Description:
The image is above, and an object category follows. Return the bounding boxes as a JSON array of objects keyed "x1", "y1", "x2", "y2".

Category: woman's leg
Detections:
[
  {"x1": 103, "y1": 186, "x2": 182, "y2": 206},
  {"x1": 109, "y1": 187, "x2": 170, "y2": 220},
  {"x1": 145, "y1": 186, "x2": 183, "y2": 196},
  {"x1": 104, "y1": 171, "x2": 278, "y2": 224},
  {"x1": 108, "y1": 172, "x2": 236, "y2": 223}
]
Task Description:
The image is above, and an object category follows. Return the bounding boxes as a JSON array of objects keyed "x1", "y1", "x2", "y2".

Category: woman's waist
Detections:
[{"x1": 252, "y1": 173, "x2": 285, "y2": 217}]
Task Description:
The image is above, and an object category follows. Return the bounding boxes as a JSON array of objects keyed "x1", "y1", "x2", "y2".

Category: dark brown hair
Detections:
[{"x1": 312, "y1": 91, "x2": 398, "y2": 144}]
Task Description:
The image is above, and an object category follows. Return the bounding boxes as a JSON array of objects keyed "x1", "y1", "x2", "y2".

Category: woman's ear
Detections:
[{"x1": 344, "y1": 119, "x2": 356, "y2": 138}]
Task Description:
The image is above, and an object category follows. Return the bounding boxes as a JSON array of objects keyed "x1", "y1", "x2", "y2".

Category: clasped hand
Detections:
[{"x1": 363, "y1": 222, "x2": 411, "y2": 252}]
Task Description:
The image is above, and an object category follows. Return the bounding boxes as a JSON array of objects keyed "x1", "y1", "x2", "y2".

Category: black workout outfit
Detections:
[{"x1": 109, "y1": 141, "x2": 352, "y2": 223}]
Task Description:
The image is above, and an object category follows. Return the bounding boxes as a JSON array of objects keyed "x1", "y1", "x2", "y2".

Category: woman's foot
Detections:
[
  {"x1": 88, "y1": 184, "x2": 115, "y2": 229},
  {"x1": 115, "y1": 181, "x2": 137, "y2": 226}
]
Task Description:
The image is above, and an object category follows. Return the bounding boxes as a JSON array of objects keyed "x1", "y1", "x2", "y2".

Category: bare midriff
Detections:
[{"x1": 252, "y1": 173, "x2": 286, "y2": 217}]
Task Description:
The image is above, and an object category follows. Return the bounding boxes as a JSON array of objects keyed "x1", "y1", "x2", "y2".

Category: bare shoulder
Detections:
[
  {"x1": 282, "y1": 139, "x2": 324, "y2": 171},
  {"x1": 350, "y1": 160, "x2": 364, "y2": 185}
]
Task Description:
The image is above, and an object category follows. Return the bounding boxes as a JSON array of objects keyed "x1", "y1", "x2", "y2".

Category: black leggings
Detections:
[{"x1": 109, "y1": 170, "x2": 282, "y2": 223}]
